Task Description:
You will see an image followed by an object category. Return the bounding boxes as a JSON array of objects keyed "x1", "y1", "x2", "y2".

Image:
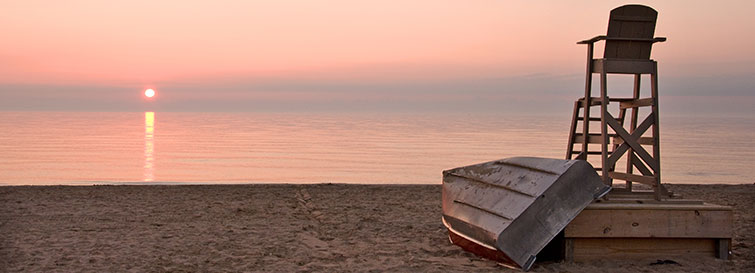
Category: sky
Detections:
[{"x1": 1, "y1": 0, "x2": 753, "y2": 115}]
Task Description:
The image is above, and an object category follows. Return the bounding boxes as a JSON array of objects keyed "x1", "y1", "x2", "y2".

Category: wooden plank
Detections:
[
  {"x1": 564, "y1": 238, "x2": 575, "y2": 262},
  {"x1": 566, "y1": 100, "x2": 580, "y2": 159},
  {"x1": 571, "y1": 238, "x2": 716, "y2": 261},
  {"x1": 715, "y1": 239, "x2": 731, "y2": 260},
  {"x1": 581, "y1": 47, "x2": 592, "y2": 158},
  {"x1": 596, "y1": 198, "x2": 704, "y2": 205},
  {"x1": 620, "y1": 98, "x2": 654, "y2": 109},
  {"x1": 605, "y1": 189, "x2": 656, "y2": 198},
  {"x1": 600, "y1": 70, "x2": 610, "y2": 184},
  {"x1": 608, "y1": 171, "x2": 656, "y2": 185},
  {"x1": 627, "y1": 73, "x2": 641, "y2": 192},
  {"x1": 574, "y1": 134, "x2": 604, "y2": 144},
  {"x1": 592, "y1": 59, "x2": 655, "y2": 74},
  {"x1": 584, "y1": 202, "x2": 732, "y2": 211},
  {"x1": 613, "y1": 136, "x2": 654, "y2": 145},
  {"x1": 607, "y1": 97, "x2": 636, "y2": 103},
  {"x1": 606, "y1": 113, "x2": 658, "y2": 172},
  {"x1": 605, "y1": 188, "x2": 676, "y2": 199},
  {"x1": 576, "y1": 116, "x2": 601, "y2": 122},
  {"x1": 570, "y1": 151, "x2": 604, "y2": 155},
  {"x1": 605, "y1": 5, "x2": 657, "y2": 60},
  {"x1": 650, "y1": 65, "x2": 662, "y2": 200},
  {"x1": 576, "y1": 98, "x2": 602, "y2": 107},
  {"x1": 629, "y1": 154, "x2": 654, "y2": 176},
  {"x1": 606, "y1": 114, "x2": 653, "y2": 169},
  {"x1": 565, "y1": 208, "x2": 733, "y2": 238},
  {"x1": 611, "y1": 15, "x2": 657, "y2": 22}
]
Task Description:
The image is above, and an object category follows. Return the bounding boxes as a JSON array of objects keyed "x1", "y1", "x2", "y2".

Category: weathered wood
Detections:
[
  {"x1": 583, "y1": 202, "x2": 732, "y2": 211},
  {"x1": 607, "y1": 97, "x2": 636, "y2": 102},
  {"x1": 570, "y1": 150, "x2": 604, "y2": 155},
  {"x1": 563, "y1": 238, "x2": 575, "y2": 262},
  {"x1": 608, "y1": 171, "x2": 656, "y2": 185},
  {"x1": 604, "y1": 189, "x2": 659, "y2": 199},
  {"x1": 613, "y1": 136, "x2": 654, "y2": 145},
  {"x1": 581, "y1": 42, "x2": 594, "y2": 160},
  {"x1": 442, "y1": 157, "x2": 610, "y2": 271},
  {"x1": 574, "y1": 134, "x2": 605, "y2": 144},
  {"x1": 565, "y1": 205, "x2": 733, "y2": 238},
  {"x1": 596, "y1": 197, "x2": 703, "y2": 205},
  {"x1": 565, "y1": 101, "x2": 580, "y2": 159},
  {"x1": 605, "y1": 113, "x2": 657, "y2": 178},
  {"x1": 576, "y1": 97, "x2": 603, "y2": 107},
  {"x1": 715, "y1": 239, "x2": 731, "y2": 259},
  {"x1": 606, "y1": 113, "x2": 658, "y2": 172},
  {"x1": 565, "y1": 202, "x2": 733, "y2": 261},
  {"x1": 576, "y1": 116, "x2": 601, "y2": 122},
  {"x1": 626, "y1": 74, "x2": 642, "y2": 191},
  {"x1": 600, "y1": 69, "x2": 610, "y2": 183},
  {"x1": 568, "y1": 4, "x2": 667, "y2": 198},
  {"x1": 604, "y1": 5, "x2": 659, "y2": 60},
  {"x1": 570, "y1": 238, "x2": 716, "y2": 261},
  {"x1": 629, "y1": 154, "x2": 654, "y2": 176},
  {"x1": 619, "y1": 98, "x2": 654, "y2": 109},
  {"x1": 606, "y1": 113, "x2": 654, "y2": 168},
  {"x1": 650, "y1": 65, "x2": 662, "y2": 200},
  {"x1": 592, "y1": 59, "x2": 655, "y2": 74},
  {"x1": 577, "y1": 35, "x2": 666, "y2": 44}
]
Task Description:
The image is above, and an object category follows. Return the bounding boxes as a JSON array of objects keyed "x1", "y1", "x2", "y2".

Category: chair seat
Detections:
[{"x1": 591, "y1": 58, "x2": 656, "y2": 74}]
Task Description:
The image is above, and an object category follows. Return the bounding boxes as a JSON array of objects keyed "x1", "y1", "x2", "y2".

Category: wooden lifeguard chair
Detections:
[
  {"x1": 566, "y1": 4, "x2": 669, "y2": 200},
  {"x1": 560, "y1": 5, "x2": 733, "y2": 262}
]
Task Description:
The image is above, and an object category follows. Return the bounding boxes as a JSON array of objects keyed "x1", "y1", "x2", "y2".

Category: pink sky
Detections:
[{"x1": 1, "y1": 0, "x2": 754, "y2": 114}]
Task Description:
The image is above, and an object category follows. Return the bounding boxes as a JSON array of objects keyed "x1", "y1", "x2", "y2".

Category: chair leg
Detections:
[
  {"x1": 599, "y1": 70, "x2": 611, "y2": 186},
  {"x1": 566, "y1": 101, "x2": 580, "y2": 160},
  {"x1": 581, "y1": 99, "x2": 591, "y2": 160},
  {"x1": 582, "y1": 54, "x2": 593, "y2": 162},
  {"x1": 651, "y1": 64, "x2": 663, "y2": 199}
]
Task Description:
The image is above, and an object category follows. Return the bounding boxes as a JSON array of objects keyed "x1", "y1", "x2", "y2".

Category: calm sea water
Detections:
[{"x1": 1, "y1": 112, "x2": 752, "y2": 185}]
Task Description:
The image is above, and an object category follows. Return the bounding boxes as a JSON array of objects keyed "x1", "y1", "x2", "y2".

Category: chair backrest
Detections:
[{"x1": 604, "y1": 5, "x2": 658, "y2": 60}]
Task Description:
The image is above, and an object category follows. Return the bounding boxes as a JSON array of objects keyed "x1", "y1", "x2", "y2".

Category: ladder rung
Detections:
[
  {"x1": 570, "y1": 151, "x2": 609, "y2": 155},
  {"x1": 578, "y1": 133, "x2": 618, "y2": 137},
  {"x1": 574, "y1": 134, "x2": 603, "y2": 144},
  {"x1": 576, "y1": 117, "x2": 602, "y2": 122},
  {"x1": 619, "y1": 98, "x2": 654, "y2": 109},
  {"x1": 574, "y1": 97, "x2": 654, "y2": 109},
  {"x1": 575, "y1": 97, "x2": 603, "y2": 107},
  {"x1": 607, "y1": 97, "x2": 636, "y2": 102}
]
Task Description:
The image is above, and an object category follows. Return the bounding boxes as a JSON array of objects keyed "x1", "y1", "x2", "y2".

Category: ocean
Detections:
[{"x1": 1, "y1": 111, "x2": 752, "y2": 185}]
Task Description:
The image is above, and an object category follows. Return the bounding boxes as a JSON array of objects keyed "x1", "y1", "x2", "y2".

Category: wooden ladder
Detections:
[{"x1": 565, "y1": 74, "x2": 669, "y2": 199}]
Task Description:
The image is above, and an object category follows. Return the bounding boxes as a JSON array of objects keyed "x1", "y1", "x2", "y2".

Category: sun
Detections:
[{"x1": 144, "y1": 89, "x2": 156, "y2": 98}]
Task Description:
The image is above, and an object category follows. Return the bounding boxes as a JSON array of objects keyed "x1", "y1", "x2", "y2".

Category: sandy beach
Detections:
[{"x1": 1, "y1": 184, "x2": 753, "y2": 272}]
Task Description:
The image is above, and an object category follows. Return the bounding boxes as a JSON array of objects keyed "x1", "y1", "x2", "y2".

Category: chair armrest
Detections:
[
  {"x1": 653, "y1": 37, "x2": 667, "y2": 43},
  {"x1": 578, "y1": 36, "x2": 667, "y2": 44},
  {"x1": 577, "y1": 35, "x2": 606, "y2": 44},
  {"x1": 604, "y1": 37, "x2": 667, "y2": 43}
]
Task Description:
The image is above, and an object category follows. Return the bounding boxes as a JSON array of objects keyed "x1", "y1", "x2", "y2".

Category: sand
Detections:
[{"x1": 1, "y1": 184, "x2": 753, "y2": 272}]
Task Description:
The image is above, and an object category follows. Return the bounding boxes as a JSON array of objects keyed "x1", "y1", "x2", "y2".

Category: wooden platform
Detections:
[{"x1": 563, "y1": 195, "x2": 733, "y2": 262}]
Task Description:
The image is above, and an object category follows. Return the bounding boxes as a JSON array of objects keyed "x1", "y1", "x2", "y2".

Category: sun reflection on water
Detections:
[{"x1": 144, "y1": 112, "x2": 154, "y2": 182}]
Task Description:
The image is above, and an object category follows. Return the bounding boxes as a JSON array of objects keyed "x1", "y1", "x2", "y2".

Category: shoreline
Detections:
[{"x1": 1, "y1": 184, "x2": 753, "y2": 272}]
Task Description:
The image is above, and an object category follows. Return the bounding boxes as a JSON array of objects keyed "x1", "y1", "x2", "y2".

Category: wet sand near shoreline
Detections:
[{"x1": 1, "y1": 184, "x2": 753, "y2": 272}]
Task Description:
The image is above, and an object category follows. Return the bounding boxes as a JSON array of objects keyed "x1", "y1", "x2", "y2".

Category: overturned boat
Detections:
[{"x1": 442, "y1": 157, "x2": 610, "y2": 271}]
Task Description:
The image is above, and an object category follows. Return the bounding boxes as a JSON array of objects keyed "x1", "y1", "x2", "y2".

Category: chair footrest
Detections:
[
  {"x1": 619, "y1": 98, "x2": 654, "y2": 109},
  {"x1": 608, "y1": 172, "x2": 657, "y2": 185}
]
